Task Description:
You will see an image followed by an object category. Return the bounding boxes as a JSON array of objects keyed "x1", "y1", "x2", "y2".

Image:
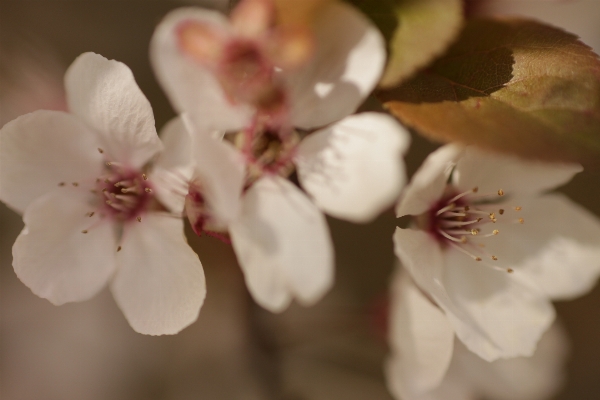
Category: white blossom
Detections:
[
  {"x1": 0, "y1": 53, "x2": 206, "y2": 335},
  {"x1": 394, "y1": 144, "x2": 600, "y2": 360}
]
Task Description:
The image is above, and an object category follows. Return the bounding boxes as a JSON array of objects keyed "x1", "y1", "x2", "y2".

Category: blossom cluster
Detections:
[{"x1": 1, "y1": 0, "x2": 599, "y2": 399}]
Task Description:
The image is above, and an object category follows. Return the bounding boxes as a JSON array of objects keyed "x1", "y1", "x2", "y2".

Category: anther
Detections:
[
  {"x1": 81, "y1": 230, "x2": 88, "y2": 234},
  {"x1": 106, "y1": 162, "x2": 112, "y2": 167},
  {"x1": 507, "y1": 268, "x2": 514, "y2": 273},
  {"x1": 493, "y1": 229, "x2": 499, "y2": 235},
  {"x1": 98, "y1": 148, "x2": 104, "y2": 154},
  {"x1": 136, "y1": 216, "x2": 142, "y2": 222},
  {"x1": 518, "y1": 218, "x2": 524, "y2": 224},
  {"x1": 145, "y1": 188, "x2": 152, "y2": 193},
  {"x1": 86, "y1": 212, "x2": 95, "y2": 217},
  {"x1": 499, "y1": 209, "x2": 505, "y2": 215},
  {"x1": 475, "y1": 257, "x2": 482, "y2": 261},
  {"x1": 117, "y1": 246, "x2": 122, "y2": 252},
  {"x1": 470, "y1": 229, "x2": 478, "y2": 236},
  {"x1": 58, "y1": 182, "x2": 65, "y2": 187},
  {"x1": 491, "y1": 255, "x2": 498, "y2": 261},
  {"x1": 464, "y1": 206, "x2": 470, "y2": 212},
  {"x1": 515, "y1": 206, "x2": 522, "y2": 211},
  {"x1": 142, "y1": 174, "x2": 148, "y2": 180},
  {"x1": 72, "y1": 182, "x2": 79, "y2": 187},
  {"x1": 497, "y1": 189, "x2": 504, "y2": 196},
  {"x1": 472, "y1": 187, "x2": 479, "y2": 193}
]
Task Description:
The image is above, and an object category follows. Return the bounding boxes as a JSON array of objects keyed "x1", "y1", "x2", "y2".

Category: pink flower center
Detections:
[
  {"x1": 95, "y1": 162, "x2": 153, "y2": 222},
  {"x1": 422, "y1": 186, "x2": 524, "y2": 274}
]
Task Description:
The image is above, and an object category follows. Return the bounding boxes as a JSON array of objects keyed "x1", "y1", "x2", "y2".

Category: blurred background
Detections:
[{"x1": 1, "y1": 1, "x2": 599, "y2": 399}]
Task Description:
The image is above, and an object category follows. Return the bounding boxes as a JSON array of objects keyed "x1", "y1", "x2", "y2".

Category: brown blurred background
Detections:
[{"x1": 1, "y1": 1, "x2": 599, "y2": 399}]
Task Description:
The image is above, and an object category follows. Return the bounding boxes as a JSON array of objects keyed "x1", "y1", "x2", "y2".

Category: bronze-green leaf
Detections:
[
  {"x1": 379, "y1": 18, "x2": 600, "y2": 165},
  {"x1": 349, "y1": 0, "x2": 464, "y2": 88}
]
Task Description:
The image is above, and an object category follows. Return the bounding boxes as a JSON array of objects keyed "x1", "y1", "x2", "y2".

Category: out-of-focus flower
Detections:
[
  {"x1": 393, "y1": 144, "x2": 600, "y2": 361},
  {"x1": 385, "y1": 270, "x2": 569, "y2": 400},
  {"x1": 151, "y1": 0, "x2": 411, "y2": 313},
  {"x1": 0, "y1": 52, "x2": 206, "y2": 336},
  {"x1": 151, "y1": 0, "x2": 385, "y2": 131}
]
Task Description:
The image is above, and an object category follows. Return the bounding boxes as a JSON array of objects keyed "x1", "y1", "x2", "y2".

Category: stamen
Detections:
[
  {"x1": 117, "y1": 246, "x2": 122, "y2": 252},
  {"x1": 497, "y1": 189, "x2": 504, "y2": 196},
  {"x1": 121, "y1": 187, "x2": 141, "y2": 194},
  {"x1": 144, "y1": 188, "x2": 152, "y2": 193},
  {"x1": 86, "y1": 212, "x2": 95, "y2": 217},
  {"x1": 447, "y1": 187, "x2": 478, "y2": 204},
  {"x1": 142, "y1": 174, "x2": 148, "y2": 180},
  {"x1": 98, "y1": 148, "x2": 104, "y2": 154},
  {"x1": 437, "y1": 229, "x2": 466, "y2": 243},
  {"x1": 136, "y1": 216, "x2": 142, "y2": 222},
  {"x1": 518, "y1": 218, "x2": 524, "y2": 224},
  {"x1": 58, "y1": 182, "x2": 65, "y2": 187},
  {"x1": 448, "y1": 241, "x2": 481, "y2": 261},
  {"x1": 72, "y1": 182, "x2": 79, "y2": 187},
  {"x1": 114, "y1": 180, "x2": 133, "y2": 188},
  {"x1": 441, "y1": 211, "x2": 467, "y2": 217},
  {"x1": 491, "y1": 255, "x2": 498, "y2": 261},
  {"x1": 499, "y1": 209, "x2": 505, "y2": 215},
  {"x1": 81, "y1": 230, "x2": 88, "y2": 234},
  {"x1": 440, "y1": 219, "x2": 482, "y2": 227},
  {"x1": 436, "y1": 203, "x2": 457, "y2": 216},
  {"x1": 482, "y1": 229, "x2": 500, "y2": 238},
  {"x1": 514, "y1": 206, "x2": 522, "y2": 211}
]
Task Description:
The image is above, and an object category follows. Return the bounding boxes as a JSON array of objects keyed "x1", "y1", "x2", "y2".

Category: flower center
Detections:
[
  {"x1": 421, "y1": 186, "x2": 524, "y2": 274},
  {"x1": 95, "y1": 162, "x2": 153, "y2": 222}
]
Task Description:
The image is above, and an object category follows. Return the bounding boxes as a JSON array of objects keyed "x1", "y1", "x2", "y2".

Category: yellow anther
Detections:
[
  {"x1": 136, "y1": 216, "x2": 142, "y2": 222},
  {"x1": 507, "y1": 268, "x2": 514, "y2": 273},
  {"x1": 518, "y1": 218, "x2": 524, "y2": 224},
  {"x1": 72, "y1": 182, "x2": 79, "y2": 187},
  {"x1": 81, "y1": 230, "x2": 88, "y2": 234},
  {"x1": 142, "y1": 174, "x2": 148, "y2": 181},
  {"x1": 117, "y1": 246, "x2": 122, "y2": 252},
  {"x1": 492, "y1": 229, "x2": 499, "y2": 235},
  {"x1": 98, "y1": 148, "x2": 104, "y2": 154},
  {"x1": 472, "y1": 187, "x2": 479, "y2": 193},
  {"x1": 499, "y1": 209, "x2": 505, "y2": 215},
  {"x1": 58, "y1": 182, "x2": 65, "y2": 187},
  {"x1": 471, "y1": 229, "x2": 478, "y2": 236},
  {"x1": 491, "y1": 255, "x2": 498, "y2": 261},
  {"x1": 515, "y1": 206, "x2": 522, "y2": 211},
  {"x1": 497, "y1": 189, "x2": 504, "y2": 196},
  {"x1": 460, "y1": 236, "x2": 467, "y2": 244},
  {"x1": 475, "y1": 257, "x2": 482, "y2": 261},
  {"x1": 145, "y1": 188, "x2": 152, "y2": 193}
]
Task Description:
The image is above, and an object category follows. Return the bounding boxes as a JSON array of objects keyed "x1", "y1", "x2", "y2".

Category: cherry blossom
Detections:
[
  {"x1": 0, "y1": 52, "x2": 207, "y2": 335},
  {"x1": 385, "y1": 270, "x2": 568, "y2": 400},
  {"x1": 150, "y1": 0, "x2": 411, "y2": 312},
  {"x1": 394, "y1": 144, "x2": 600, "y2": 361}
]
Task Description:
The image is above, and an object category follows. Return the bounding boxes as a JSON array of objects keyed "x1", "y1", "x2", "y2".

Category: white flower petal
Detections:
[
  {"x1": 454, "y1": 323, "x2": 568, "y2": 400},
  {"x1": 393, "y1": 227, "x2": 555, "y2": 361},
  {"x1": 186, "y1": 116, "x2": 245, "y2": 229},
  {"x1": 65, "y1": 52, "x2": 162, "y2": 167},
  {"x1": 284, "y1": 1, "x2": 385, "y2": 129},
  {"x1": 396, "y1": 144, "x2": 464, "y2": 217},
  {"x1": 13, "y1": 188, "x2": 117, "y2": 305},
  {"x1": 230, "y1": 176, "x2": 334, "y2": 312},
  {"x1": 0, "y1": 110, "x2": 103, "y2": 213},
  {"x1": 441, "y1": 248, "x2": 555, "y2": 361},
  {"x1": 111, "y1": 214, "x2": 206, "y2": 335},
  {"x1": 152, "y1": 117, "x2": 194, "y2": 214},
  {"x1": 296, "y1": 113, "x2": 410, "y2": 223},
  {"x1": 385, "y1": 269, "x2": 455, "y2": 400},
  {"x1": 453, "y1": 146, "x2": 582, "y2": 196},
  {"x1": 150, "y1": 7, "x2": 254, "y2": 132},
  {"x1": 485, "y1": 194, "x2": 600, "y2": 301}
]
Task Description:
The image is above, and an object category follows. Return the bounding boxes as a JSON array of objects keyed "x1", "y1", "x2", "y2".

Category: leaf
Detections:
[
  {"x1": 379, "y1": 18, "x2": 600, "y2": 165},
  {"x1": 348, "y1": 0, "x2": 463, "y2": 87}
]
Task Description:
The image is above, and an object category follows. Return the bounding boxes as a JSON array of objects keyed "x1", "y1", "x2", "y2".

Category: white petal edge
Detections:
[
  {"x1": 0, "y1": 110, "x2": 103, "y2": 213},
  {"x1": 152, "y1": 117, "x2": 195, "y2": 214},
  {"x1": 441, "y1": 247, "x2": 555, "y2": 361},
  {"x1": 485, "y1": 193, "x2": 600, "y2": 301},
  {"x1": 65, "y1": 52, "x2": 162, "y2": 168},
  {"x1": 453, "y1": 146, "x2": 582, "y2": 196},
  {"x1": 453, "y1": 322, "x2": 569, "y2": 400},
  {"x1": 385, "y1": 268, "x2": 455, "y2": 400},
  {"x1": 185, "y1": 115, "x2": 245, "y2": 229},
  {"x1": 284, "y1": 1, "x2": 386, "y2": 129},
  {"x1": 296, "y1": 112, "x2": 410, "y2": 223},
  {"x1": 396, "y1": 144, "x2": 464, "y2": 217},
  {"x1": 111, "y1": 213, "x2": 206, "y2": 335},
  {"x1": 13, "y1": 187, "x2": 117, "y2": 305},
  {"x1": 230, "y1": 176, "x2": 334, "y2": 312},
  {"x1": 150, "y1": 7, "x2": 254, "y2": 132}
]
